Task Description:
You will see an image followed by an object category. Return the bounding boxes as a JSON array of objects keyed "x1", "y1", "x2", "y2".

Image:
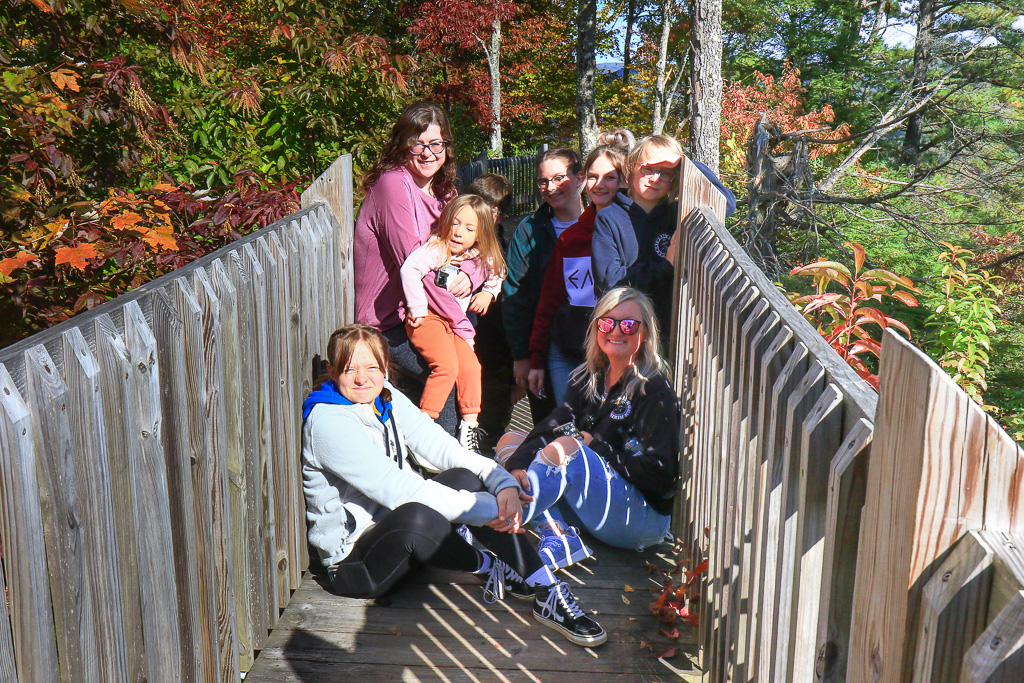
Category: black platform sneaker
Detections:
[
  {"x1": 482, "y1": 556, "x2": 537, "y2": 603},
  {"x1": 532, "y1": 580, "x2": 607, "y2": 647}
]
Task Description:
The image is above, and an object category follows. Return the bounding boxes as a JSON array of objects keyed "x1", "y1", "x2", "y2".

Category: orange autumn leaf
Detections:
[
  {"x1": 0, "y1": 250, "x2": 38, "y2": 276},
  {"x1": 50, "y1": 68, "x2": 80, "y2": 92},
  {"x1": 55, "y1": 243, "x2": 99, "y2": 270},
  {"x1": 141, "y1": 227, "x2": 178, "y2": 251},
  {"x1": 29, "y1": 0, "x2": 53, "y2": 12},
  {"x1": 110, "y1": 212, "x2": 144, "y2": 231},
  {"x1": 151, "y1": 183, "x2": 178, "y2": 192}
]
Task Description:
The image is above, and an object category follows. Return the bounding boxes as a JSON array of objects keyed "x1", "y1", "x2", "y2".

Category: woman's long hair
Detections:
[
  {"x1": 573, "y1": 287, "x2": 670, "y2": 402},
  {"x1": 359, "y1": 100, "x2": 458, "y2": 200},
  {"x1": 625, "y1": 134, "x2": 683, "y2": 203},
  {"x1": 432, "y1": 195, "x2": 506, "y2": 279}
]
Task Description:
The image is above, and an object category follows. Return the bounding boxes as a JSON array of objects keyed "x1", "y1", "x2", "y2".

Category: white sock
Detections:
[
  {"x1": 525, "y1": 566, "x2": 557, "y2": 587},
  {"x1": 474, "y1": 552, "x2": 494, "y2": 576}
]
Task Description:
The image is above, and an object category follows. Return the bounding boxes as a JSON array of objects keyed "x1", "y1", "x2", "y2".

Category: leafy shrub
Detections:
[{"x1": 786, "y1": 241, "x2": 920, "y2": 389}]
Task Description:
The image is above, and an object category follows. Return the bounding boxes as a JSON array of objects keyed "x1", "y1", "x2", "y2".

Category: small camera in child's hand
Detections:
[{"x1": 435, "y1": 264, "x2": 460, "y2": 289}]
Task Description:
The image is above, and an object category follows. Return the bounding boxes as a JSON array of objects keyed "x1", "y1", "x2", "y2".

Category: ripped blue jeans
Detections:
[{"x1": 521, "y1": 444, "x2": 671, "y2": 550}]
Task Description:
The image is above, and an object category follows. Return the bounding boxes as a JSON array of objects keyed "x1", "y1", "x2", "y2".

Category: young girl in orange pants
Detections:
[{"x1": 401, "y1": 194, "x2": 506, "y2": 451}]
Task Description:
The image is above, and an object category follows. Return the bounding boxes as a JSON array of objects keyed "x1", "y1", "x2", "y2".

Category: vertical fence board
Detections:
[
  {"x1": 744, "y1": 322, "x2": 792, "y2": 680},
  {"x1": 755, "y1": 340, "x2": 808, "y2": 682},
  {"x1": 912, "y1": 530, "x2": 996, "y2": 683},
  {"x1": 959, "y1": 533, "x2": 1024, "y2": 682},
  {"x1": 124, "y1": 301, "x2": 182, "y2": 681},
  {"x1": 0, "y1": 550, "x2": 14, "y2": 680},
  {"x1": 0, "y1": 364, "x2": 60, "y2": 683},
  {"x1": 151, "y1": 285, "x2": 208, "y2": 682},
  {"x1": 816, "y1": 418, "x2": 873, "y2": 682},
  {"x1": 789, "y1": 383, "x2": 844, "y2": 681},
  {"x1": 93, "y1": 314, "x2": 147, "y2": 682},
  {"x1": 243, "y1": 241, "x2": 280, "y2": 629},
  {"x1": 720, "y1": 285, "x2": 761, "y2": 677},
  {"x1": 984, "y1": 415, "x2": 1024, "y2": 533},
  {"x1": 229, "y1": 247, "x2": 270, "y2": 647},
  {"x1": 193, "y1": 267, "x2": 242, "y2": 682},
  {"x1": 61, "y1": 328, "x2": 130, "y2": 681},
  {"x1": 25, "y1": 343, "x2": 98, "y2": 683},
  {"x1": 256, "y1": 237, "x2": 293, "y2": 609},
  {"x1": 269, "y1": 229, "x2": 306, "y2": 582},
  {"x1": 850, "y1": 330, "x2": 972, "y2": 683},
  {"x1": 212, "y1": 258, "x2": 257, "y2": 670},
  {"x1": 732, "y1": 302, "x2": 776, "y2": 682},
  {"x1": 770, "y1": 359, "x2": 825, "y2": 682}
]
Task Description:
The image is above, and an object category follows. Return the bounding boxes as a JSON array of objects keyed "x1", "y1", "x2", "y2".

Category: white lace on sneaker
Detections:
[
  {"x1": 537, "y1": 581, "x2": 586, "y2": 621},
  {"x1": 482, "y1": 561, "x2": 506, "y2": 604}
]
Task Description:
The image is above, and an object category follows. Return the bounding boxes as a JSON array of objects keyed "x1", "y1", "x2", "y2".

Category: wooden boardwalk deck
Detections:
[{"x1": 246, "y1": 535, "x2": 702, "y2": 682}]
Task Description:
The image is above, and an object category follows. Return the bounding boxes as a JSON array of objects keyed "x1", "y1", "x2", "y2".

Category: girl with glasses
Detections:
[
  {"x1": 355, "y1": 100, "x2": 489, "y2": 435},
  {"x1": 591, "y1": 135, "x2": 735, "y2": 342},
  {"x1": 502, "y1": 148, "x2": 585, "y2": 424},
  {"x1": 494, "y1": 288, "x2": 681, "y2": 570}
]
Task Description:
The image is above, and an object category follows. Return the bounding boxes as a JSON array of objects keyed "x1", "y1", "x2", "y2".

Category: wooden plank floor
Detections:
[{"x1": 246, "y1": 535, "x2": 702, "y2": 682}]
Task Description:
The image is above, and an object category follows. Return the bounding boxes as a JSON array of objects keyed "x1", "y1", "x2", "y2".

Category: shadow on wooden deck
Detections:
[{"x1": 246, "y1": 535, "x2": 702, "y2": 682}]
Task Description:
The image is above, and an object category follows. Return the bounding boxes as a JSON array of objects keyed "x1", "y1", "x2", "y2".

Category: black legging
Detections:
[{"x1": 329, "y1": 468, "x2": 543, "y2": 598}]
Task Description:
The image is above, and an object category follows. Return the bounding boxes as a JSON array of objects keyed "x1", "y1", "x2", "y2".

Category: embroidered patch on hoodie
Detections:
[{"x1": 655, "y1": 234, "x2": 672, "y2": 258}]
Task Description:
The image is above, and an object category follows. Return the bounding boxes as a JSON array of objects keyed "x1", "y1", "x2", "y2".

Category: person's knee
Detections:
[
  {"x1": 495, "y1": 430, "x2": 527, "y2": 467},
  {"x1": 433, "y1": 467, "x2": 483, "y2": 492},
  {"x1": 391, "y1": 502, "x2": 451, "y2": 541}
]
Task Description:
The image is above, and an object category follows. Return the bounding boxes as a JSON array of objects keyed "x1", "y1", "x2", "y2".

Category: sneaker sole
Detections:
[
  {"x1": 539, "y1": 543, "x2": 594, "y2": 570},
  {"x1": 507, "y1": 589, "x2": 538, "y2": 601},
  {"x1": 533, "y1": 612, "x2": 608, "y2": 647}
]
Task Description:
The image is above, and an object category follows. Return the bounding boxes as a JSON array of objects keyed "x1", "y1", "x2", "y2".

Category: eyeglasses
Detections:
[
  {"x1": 596, "y1": 317, "x2": 642, "y2": 335},
  {"x1": 638, "y1": 166, "x2": 677, "y2": 182},
  {"x1": 409, "y1": 140, "x2": 448, "y2": 155},
  {"x1": 537, "y1": 174, "x2": 569, "y2": 190}
]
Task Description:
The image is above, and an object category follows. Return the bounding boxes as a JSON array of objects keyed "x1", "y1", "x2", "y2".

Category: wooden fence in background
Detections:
[
  {"x1": 672, "y1": 161, "x2": 1024, "y2": 682},
  {"x1": 457, "y1": 146, "x2": 546, "y2": 217},
  {"x1": 0, "y1": 155, "x2": 354, "y2": 682}
]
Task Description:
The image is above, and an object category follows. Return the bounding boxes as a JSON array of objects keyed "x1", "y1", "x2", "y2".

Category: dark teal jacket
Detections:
[{"x1": 501, "y1": 204, "x2": 558, "y2": 360}]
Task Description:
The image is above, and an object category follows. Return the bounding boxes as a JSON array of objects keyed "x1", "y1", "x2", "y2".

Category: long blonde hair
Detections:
[
  {"x1": 625, "y1": 134, "x2": 684, "y2": 203},
  {"x1": 433, "y1": 194, "x2": 506, "y2": 278},
  {"x1": 573, "y1": 287, "x2": 670, "y2": 402}
]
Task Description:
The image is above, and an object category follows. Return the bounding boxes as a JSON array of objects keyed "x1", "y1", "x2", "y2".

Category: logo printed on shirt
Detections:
[
  {"x1": 610, "y1": 399, "x2": 632, "y2": 420},
  {"x1": 563, "y1": 256, "x2": 596, "y2": 307},
  {"x1": 654, "y1": 233, "x2": 672, "y2": 258}
]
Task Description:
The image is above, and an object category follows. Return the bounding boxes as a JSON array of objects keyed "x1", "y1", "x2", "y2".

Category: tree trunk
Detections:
[
  {"x1": 901, "y1": 0, "x2": 936, "y2": 166},
  {"x1": 689, "y1": 0, "x2": 723, "y2": 173},
  {"x1": 576, "y1": 0, "x2": 599, "y2": 155},
  {"x1": 622, "y1": 0, "x2": 636, "y2": 84},
  {"x1": 652, "y1": 0, "x2": 673, "y2": 135},
  {"x1": 487, "y1": 19, "x2": 503, "y2": 156}
]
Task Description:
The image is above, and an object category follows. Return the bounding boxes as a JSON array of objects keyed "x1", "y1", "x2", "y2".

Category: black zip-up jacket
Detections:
[
  {"x1": 505, "y1": 370, "x2": 681, "y2": 515},
  {"x1": 502, "y1": 204, "x2": 558, "y2": 360}
]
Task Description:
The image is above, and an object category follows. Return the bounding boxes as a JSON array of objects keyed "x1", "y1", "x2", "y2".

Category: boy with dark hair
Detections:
[{"x1": 465, "y1": 173, "x2": 519, "y2": 456}]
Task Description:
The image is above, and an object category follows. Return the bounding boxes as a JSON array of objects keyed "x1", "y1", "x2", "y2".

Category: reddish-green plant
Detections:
[
  {"x1": 786, "y1": 242, "x2": 921, "y2": 389},
  {"x1": 0, "y1": 170, "x2": 301, "y2": 346}
]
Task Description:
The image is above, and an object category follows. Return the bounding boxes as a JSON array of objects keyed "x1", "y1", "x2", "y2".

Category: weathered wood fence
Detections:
[
  {"x1": 0, "y1": 155, "x2": 354, "y2": 682},
  {"x1": 673, "y1": 160, "x2": 1024, "y2": 682},
  {"x1": 457, "y1": 146, "x2": 546, "y2": 217}
]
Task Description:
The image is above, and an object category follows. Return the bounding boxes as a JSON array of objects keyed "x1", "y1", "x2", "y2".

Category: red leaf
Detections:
[
  {"x1": 660, "y1": 626, "x2": 680, "y2": 639},
  {"x1": 656, "y1": 647, "x2": 677, "y2": 658}
]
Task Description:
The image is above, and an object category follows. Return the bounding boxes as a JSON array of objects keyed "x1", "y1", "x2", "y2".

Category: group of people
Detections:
[{"x1": 301, "y1": 100, "x2": 736, "y2": 649}]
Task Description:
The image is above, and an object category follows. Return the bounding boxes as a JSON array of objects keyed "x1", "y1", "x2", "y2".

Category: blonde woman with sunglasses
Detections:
[{"x1": 495, "y1": 287, "x2": 680, "y2": 570}]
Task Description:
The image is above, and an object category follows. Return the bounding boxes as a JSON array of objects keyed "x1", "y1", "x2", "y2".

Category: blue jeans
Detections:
[
  {"x1": 522, "y1": 444, "x2": 671, "y2": 550},
  {"x1": 547, "y1": 342, "x2": 579, "y2": 406}
]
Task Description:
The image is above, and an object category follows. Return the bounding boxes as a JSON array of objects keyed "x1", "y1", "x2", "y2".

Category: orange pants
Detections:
[{"x1": 406, "y1": 312, "x2": 481, "y2": 419}]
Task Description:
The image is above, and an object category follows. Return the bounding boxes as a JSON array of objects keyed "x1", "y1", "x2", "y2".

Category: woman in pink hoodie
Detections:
[{"x1": 354, "y1": 101, "x2": 487, "y2": 433}]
